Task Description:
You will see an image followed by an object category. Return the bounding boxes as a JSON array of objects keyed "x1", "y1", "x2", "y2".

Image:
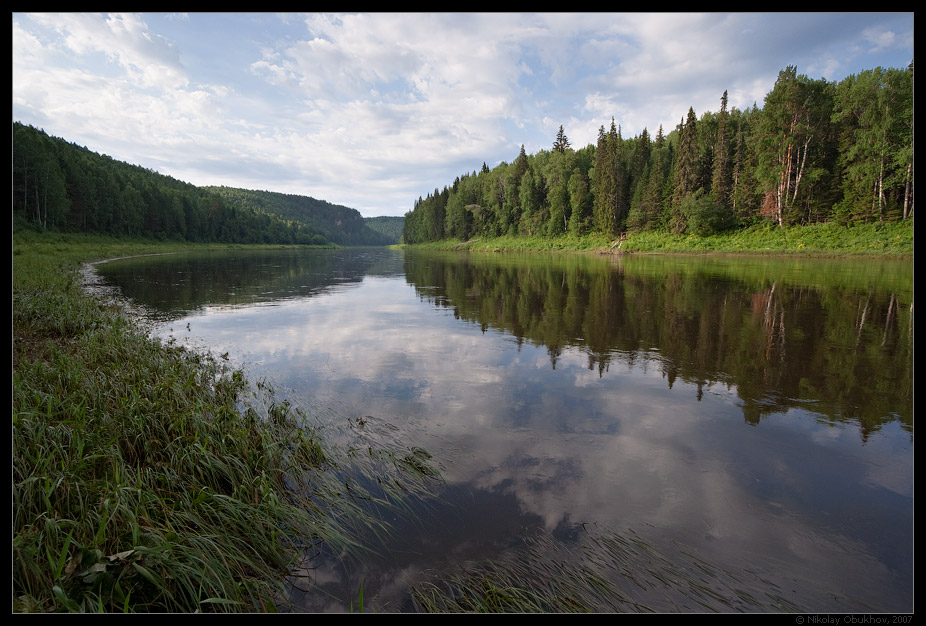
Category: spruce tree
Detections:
[
  {"x1": 711, "y1": 91, "x2": 732, "y2": 210},
  {"x1": 610, "y1": 120, "x2": 629, "y2": 232},
  {"x1": 553, "y1": 125, "x2": 571, "y2": 153},
  {"x1": 593, "y1": 124, "x2": 617, "y2": 235},
  {"x1": 673, "y1": 108, "x2": 701, "y2": 204},
  {"x1": 670, "y1": 108, "x2": 702, "y2": 232}
]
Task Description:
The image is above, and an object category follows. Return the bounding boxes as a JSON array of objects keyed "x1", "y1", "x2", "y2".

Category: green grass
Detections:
[
  {"x1": 16, "y1": 228, "x2": 904, "y2": 613},
  {"x1": 410, "y1": 525, "x2": 807, "y2": 613},
  {"x1": 404, "y1": 221, "x2": 913, "y2": 256},
  {"x1": 13, "y1": 232, "x2": 440, "y2": 612}
]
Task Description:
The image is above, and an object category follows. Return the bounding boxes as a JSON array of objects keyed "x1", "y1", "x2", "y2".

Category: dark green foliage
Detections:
[
  {"x1": 403, "y1": 64, "x2": 913, "y2": 245},
  {"x1": 592, "y1": 123, "x2": 617, "y2": 235},
  {"x1": 403, "y1": 188, "x2": 447, "y2": 244},
  {"x1": 831, "y1": 66, "x2": 914, "y2": 223},
  {"x1": 13, "y1": 123, "x2": 329, "y2": 246},
  {"x1": 552, "y1": 125, "x2": 571, "y2": 153},
  {"x1": 364, "y1": 216, "x2": 405, "y2": 243},
  {"x1": 711, "y1": 91, "x2": 733, "y2": 211},
  {"x1": 678, "y1": 189, "x2": 735, "y2": 236},
  {"x1": 205, "y1": 187, "x2": 393, "y2": 246},
  {"x1": 670, "y1": 108, "x2": 702, "y2": 232},
  {"x1": 567, "y1": 166, "x2": 592, "y2": 234}
]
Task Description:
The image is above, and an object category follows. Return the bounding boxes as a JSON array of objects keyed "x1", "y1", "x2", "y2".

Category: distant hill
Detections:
[
  {"x1": 12, "y1": 122, "x2": 397, "y2": 247},
  {"x1": 363, "y1": 216, "x2": 404, "y2": 244},
  {"x1": 13, "y1": 122, "x2": 328, "y2": 245},
  {"x1": 205, "y1": 187, "x2": 393, "y2": 247}
]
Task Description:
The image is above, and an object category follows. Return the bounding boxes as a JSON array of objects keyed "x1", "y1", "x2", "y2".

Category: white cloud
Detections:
[
  {"x1": 862, "y1": 26, "x2": 899, "y2": 53},
  {"x1": 12, "y1": 12, "x2": 914, "y2": 217},
  {"x1": 27, "y1": 12, "x2": 188, "y2": 89}
]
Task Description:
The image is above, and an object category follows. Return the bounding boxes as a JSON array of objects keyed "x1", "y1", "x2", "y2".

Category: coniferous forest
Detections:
[
  {"x1": 13, "y1": 65, "x2": 913, "y2": 250},
  {"x1": 402, "y1": 66, "x2": 913, "y2": 244},
  {"x1": 12, "y1": 123, "x2": 391, "y2": 246},
  {"x1": 202, "y1": 187, "x2": 395, "y2": 246},
  {"x1": 12, "y1": 60, "x2": 914, "y2": 615}
]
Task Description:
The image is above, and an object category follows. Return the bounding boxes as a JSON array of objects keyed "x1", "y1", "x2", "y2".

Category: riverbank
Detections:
[
  {"x1": 12, "y1": 228, "x2": 912, "y2": 612},
  {"x1": 12, "y1": 233, "x2": 438, "y2": 612},
  {"x1": 403, "y1": 221, "x2": 914, "y2": 256}
]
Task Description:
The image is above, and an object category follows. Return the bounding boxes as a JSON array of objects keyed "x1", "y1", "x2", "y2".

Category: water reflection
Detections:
[
  {"x1": 95, "y1": 248, "x2": 913, "y2": 612},
  {"x1": 402, "y1": 250, "x2": 912, "y2": 435},
  {"x1": 97, "y1": 247, "x2": 404, "y2": 319}
]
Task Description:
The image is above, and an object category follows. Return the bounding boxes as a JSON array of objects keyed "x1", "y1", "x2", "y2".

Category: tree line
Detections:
[
  {"x1": 402, "y1": 65, "x2": 913, "y2": 244},
  {"x1": 402, "y1": 250, "x2": 912, "y2": 437},
  {"x1": 13, "y1": 123, "x2": 329, "y2": 245},
  {"x1": 363, "y1": 216, "x2": 405, "y2": 244},
  {"x1": 203, "y1": 187, "x2": 394, "y2": 246}
]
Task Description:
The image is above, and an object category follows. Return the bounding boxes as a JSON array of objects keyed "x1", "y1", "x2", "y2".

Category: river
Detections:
[{"x1": 94, "y1": 247, "x2": 913, "y2": 613}]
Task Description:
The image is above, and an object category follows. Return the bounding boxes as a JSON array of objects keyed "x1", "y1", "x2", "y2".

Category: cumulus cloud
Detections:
[
  {"x1": 27, "y1": 12, "x2": 188, "y2": 89},
  {"x1": 862, "y1": 25, "x2": 901, "y2": 53},
  {"x1": 12, "y1": 12, "x2": 914, "y2": 216}
]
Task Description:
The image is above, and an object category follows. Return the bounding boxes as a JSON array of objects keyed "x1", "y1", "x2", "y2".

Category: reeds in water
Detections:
[
  {"x1": 13, "y1": 239, "x2": 441, "y2": 612},
  {"x1": 409, "y1": 525, "x2": 806, "y2": 613}
]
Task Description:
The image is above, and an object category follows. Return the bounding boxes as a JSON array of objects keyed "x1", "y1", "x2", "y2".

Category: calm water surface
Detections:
[{"x1": 95, "y1": 248, "x2": 913, "y2": 613}]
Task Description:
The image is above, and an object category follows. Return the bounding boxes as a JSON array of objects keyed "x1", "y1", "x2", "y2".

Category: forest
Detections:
[
  {"x1": 364, "y1": 216, "x2": 406, "y2": 244},
  {"x1": 11, "y1": 123, "x2": 387, "y2": 246},
  {"x1": 402, "y1": 66, "x2": 914, "y2": 244},
  {"x1": 203, "y1": 187, "x2": 394, "y2": 246}
]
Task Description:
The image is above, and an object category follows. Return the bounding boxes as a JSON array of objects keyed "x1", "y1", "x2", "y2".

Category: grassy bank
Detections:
[
  {"x1": 13, "y1": 232, "x2": 437, "y2": 612},
  {"x1": 13, "y1": 228, "x2": 909, "y2": 613},
  {"x1": 406, "y1": 221, "x2": 914, "y2": 256}
]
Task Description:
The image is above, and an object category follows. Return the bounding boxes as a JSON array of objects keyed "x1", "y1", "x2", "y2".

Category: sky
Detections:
[{"x1": 12, "y1": 12, "x2": 914, "y2": 218}]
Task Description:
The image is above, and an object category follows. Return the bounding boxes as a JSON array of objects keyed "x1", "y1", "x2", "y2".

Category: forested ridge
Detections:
[
  {"x1": 403, "y1": 65, "x2": 914, "y2": 244},
  {"x1": 203, "y1": 187, "x2": 395, "y2": 246},
  {"x1": 364, "y1": 216, "x2": 406, "y2": 244},
  {"x1": 12, "y1": 123, "x2": 386, "y2": 246}
]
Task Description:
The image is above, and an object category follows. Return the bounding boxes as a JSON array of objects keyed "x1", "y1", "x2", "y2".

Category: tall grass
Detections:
[
  {"x1": 13, "y1": 234, "x2": 440, "y2": 612},
  {"x1": 405, "y1": 221, "x2": 913, "y2": 256},
  {"x1": 16, "y1": 230, "x2": 895, "y2": 613},
  {"x1": 622, "y1": 221, "x2": 913, "y2": 255},
  {"x1": 410, "y1": 525, "x2": 807, "y2": 613}
]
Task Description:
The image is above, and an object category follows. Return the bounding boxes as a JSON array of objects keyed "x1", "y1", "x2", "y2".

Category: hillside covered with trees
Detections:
[
  {"x1": 204, "y1": 187, "x2": 394, "y2": 246},
  {"x1": 364, "y1": 216, "x2": 406, "y2": 244},
  {"x1": 403, "y1": 65, "x2": 913, "y2": 244},
  {"x1": 12, "y1": 123, "x2": 390, "y2": 247}
]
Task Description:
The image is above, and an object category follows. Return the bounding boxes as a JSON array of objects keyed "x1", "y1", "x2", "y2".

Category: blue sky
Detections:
[{"x1": 13, "y1": 12, "x2": 914, "y2": 217}]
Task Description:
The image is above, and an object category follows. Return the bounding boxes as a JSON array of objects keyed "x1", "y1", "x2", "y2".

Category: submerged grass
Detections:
[
  {"x1": 16, "y1": 230, "x2": 876, "y2": 613},
  {"x1": 13, "y1": 233, "x2": 440, "y2": 612},
  {"x1": 410, "y1": 525, "x2": 807, "y2": 613}
]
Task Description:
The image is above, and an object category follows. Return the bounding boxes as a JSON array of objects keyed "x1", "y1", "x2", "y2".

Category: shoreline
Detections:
[
  {"x1": 12, "y1": 231, "x2": 913, "y2": 612},
  {"x1": 396, "y1": 220, "x2": 913, "y2": 258},
  {"x1": 12, "y1": 236, "x2": 441, "y2": 613}
]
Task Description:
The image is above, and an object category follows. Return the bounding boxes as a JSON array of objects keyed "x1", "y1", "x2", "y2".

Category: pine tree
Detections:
[
  {"x1": 553, "y1": 125, "x2": 571, "y2": 153},
  {"x1": 639, "y1": 125, "x2": 670, "y2": 229},
  {"x1": 711, "y1": 91, "x2": 732, "y2": 210},
  {"x1": 673, "y1": 108, "x2": 701, "y2": 204},
  {"x1": 592, "y1": 125, "x2": 616, "y2": 235},
  {"x1": 512, "y1": 145, "x2": 529, "y2": 180},
  {"x1": 670, "y1": 108, "x2": 702, "y2": 232},
  {"x1": 610, "y1": 120, "x2": 629, "y2": 231},
  {"x1": 567, "y1": 167, "x2": 591, "y2": 234}
]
